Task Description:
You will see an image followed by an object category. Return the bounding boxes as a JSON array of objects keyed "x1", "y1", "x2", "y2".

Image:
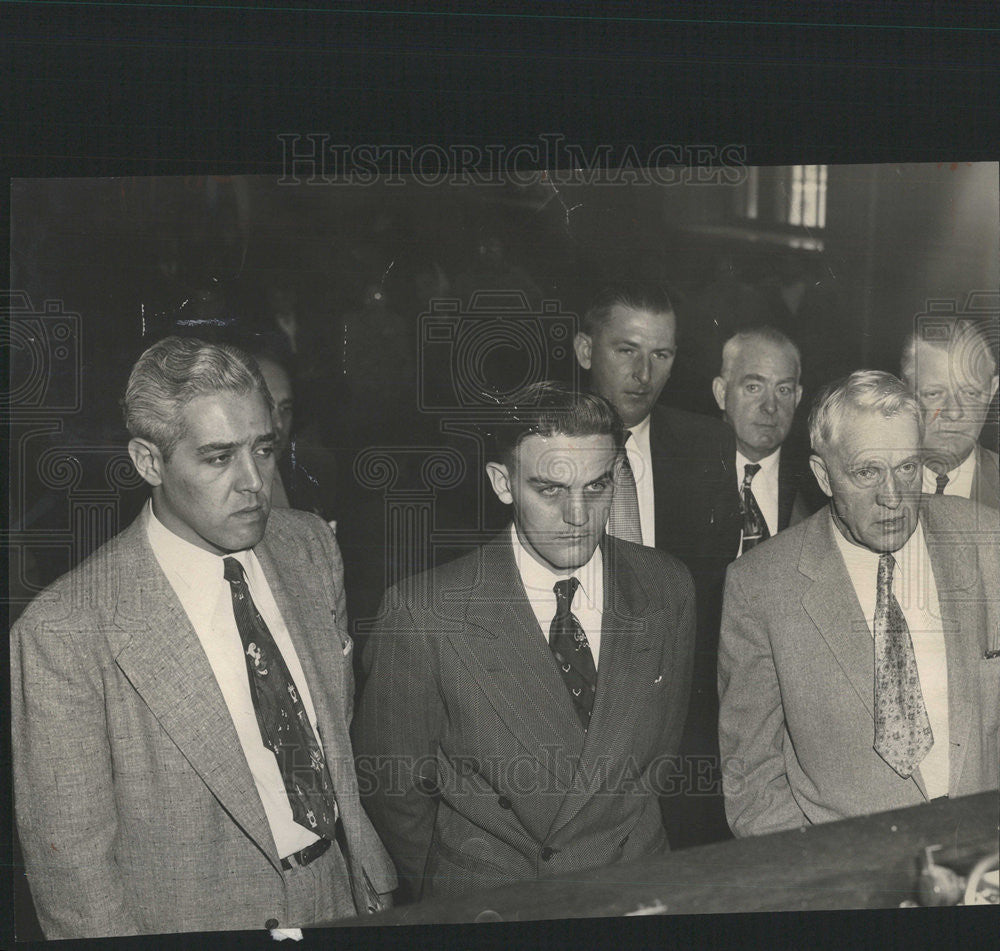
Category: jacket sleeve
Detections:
[
  {"x1": 717, "y1": 566, "x2": 810, "y2": 837},
  {"x1": 11, "y1": 609, "x2": 140, "y2": 938},
  {"x1": 353, "y1": 588, "x2": 443, "y2": 902}
]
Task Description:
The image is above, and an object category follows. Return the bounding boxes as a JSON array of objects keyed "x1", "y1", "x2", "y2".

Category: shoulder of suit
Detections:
[
  {"x1": 728, "y1": 505, "x2": 822, "y2": 579},
  {"x1": 605, "y1": 536, "x2": 695, "y2": 592},
  {"x1": 264, "y1": 506, "x2": 336, "y2": 546},
  {"x1": 924, "y1": 493, "x2": 1000, "y2": 532},
  {"x1": 11, "y1": 516, "x2": 143, "y2": 631},
  {"x1": 652, "y1": 404, "x2": 729, "y2": 439}
]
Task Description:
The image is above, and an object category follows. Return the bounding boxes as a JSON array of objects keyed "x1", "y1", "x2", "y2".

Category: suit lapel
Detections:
[
  {"x1": 800, "y1": 511, "x2": 876, "y2": 720},
  {"x1": 547, "y1": 539, "x2": 655, "y2": 837},
  {"x1": 973, "y1": 443, "x2": 1000, "y2": 510},
  {"x1": 108, "y1": 518, "x2": 279, "y2": 869},
  {"x1": 923, "y1": 504, "x2": 981, "y2": 793},
  {"x1": 447, "y1": 538, "x2": 584, "y2": 792}
]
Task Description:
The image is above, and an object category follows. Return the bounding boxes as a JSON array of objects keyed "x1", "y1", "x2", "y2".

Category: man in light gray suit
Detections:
[
  {"x1": 11, "y1": 337, "x2": 395, "y2": 938},
  {"x1": 719, "y1": 370, "x2": 1000, "y2": 837},
  {"x1": 901, "y1": 316, "x2": 999, "y2": 509}
]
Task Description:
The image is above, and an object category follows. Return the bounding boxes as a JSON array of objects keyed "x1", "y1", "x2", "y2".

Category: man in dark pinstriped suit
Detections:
[{"x1": 354, "y1": 383, "x2": 696, "y2": 902}]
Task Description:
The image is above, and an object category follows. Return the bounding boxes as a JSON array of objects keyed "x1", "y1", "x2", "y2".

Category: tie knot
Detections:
[
  {"x1": 935, "y1": 471, "x2": 950, "y2": 493},
  {"x1": 554, "y1": 576, "x2": 580, "y2": 607},
  {"x1": 743, "y1": 462, "x2": 761, "y2": 483},
  {"x1": 877, "y1": 552, "x2": 897, "y2": 589},
  {"x1": 223, "y1": 556, "x2": 245, "y2": 585}
]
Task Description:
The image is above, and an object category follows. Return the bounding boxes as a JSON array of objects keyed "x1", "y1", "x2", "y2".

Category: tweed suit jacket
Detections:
[
  {"x1": 11, "y1": 508, "x2": 396, "y2": 938},
  {"x1": 718, "y1": 496, "x2": 1000, "y2": 838},
  {"x1": 971, "y1": 442, "x2": 1000, "y2": 510},
  {"x1": 353, "y1": 531, "x2": 696, "y2": 901}
]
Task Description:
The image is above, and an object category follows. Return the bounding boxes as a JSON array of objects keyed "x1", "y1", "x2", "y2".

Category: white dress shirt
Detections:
[
  {"x1": 735, "y1": 447, "x2": 781, "y2": 557},
  {"x1": 145, "y1": 502, "x2": 327, "y2": 858},
  {"x1": 832, "y1": 518, "x2": 950, "y2": 798},
  {"x1": 625, "y1": 413, "x2": 655, "y2": 548},
  {"x1": 510, "y1": 524, "x2": 604, "y2": 669},
  {"x1": 921, "y1": 449, "x2": 976, "y2": 499}
]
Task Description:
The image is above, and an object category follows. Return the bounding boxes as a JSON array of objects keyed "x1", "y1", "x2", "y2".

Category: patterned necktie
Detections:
[
  {"x1": 935, "y1": 471, "x2": 949, "y2": 495},
  {"x1": 873, "y1": 552, "x2": 934, "y2": 778},
  {"x1": 549, "y1": 577, "x2": 598, "y2": 730},
  {"x1": 739, "y1": 463, "x2": 770, "y2": 553},
  {"x1": 223, "y1": 557, "x2": 340, "y2": 840},
  {"x1": 607, "y1": 431, "x2": 643, "y2": 544}
]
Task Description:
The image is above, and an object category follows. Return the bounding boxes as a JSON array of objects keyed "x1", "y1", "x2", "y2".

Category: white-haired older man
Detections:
[{"x1": 719, "y1": 370, "x2": 1000, "y2": 837}]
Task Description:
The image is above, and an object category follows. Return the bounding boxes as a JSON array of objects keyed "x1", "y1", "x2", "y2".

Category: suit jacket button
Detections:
[
  {"x1": 498, "y1": 795, "x2": 512, "y2": 810},
  {"x1": 540, "y1": 847, "x2": 555, "y2": 861},
  {"x1": 265, "y1": 918, "x2": 279, "y2": 930}
]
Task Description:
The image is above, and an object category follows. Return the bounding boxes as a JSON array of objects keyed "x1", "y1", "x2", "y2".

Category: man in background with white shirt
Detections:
[
  {"x1": 11, "y1": 336, "x2": 395, "y2": 938},
  {"x1": 712, "y1": 325, "x2": 822, "y2": 556},
  {"x1": 354, "y1": 382, "x2": 695, "y2": 901},
  {"x1": 719, "y1": 370, "x2": 1000, "y2": 837},
  {"x1": 900, "y1": 315, "x2": 999, "y2": 510}
]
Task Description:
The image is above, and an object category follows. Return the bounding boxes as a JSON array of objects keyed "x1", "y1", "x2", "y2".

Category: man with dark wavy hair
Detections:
[
  {"x1": 355, "y1": 381, "x2": 696, "y2": 902},
  {"x1": 12, "y1": 336, "x2": 395, "y2": 938}
]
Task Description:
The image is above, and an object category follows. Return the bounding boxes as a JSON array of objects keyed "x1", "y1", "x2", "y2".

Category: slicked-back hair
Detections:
[
  {"x1": 123, "y1": 336, "x2": 273, "y2": 459},
  {"x1": 899, "y1": 317, "x2": 998, "y2": 384},
  {"x1": 582, "y1": 282, "x2": 675, "y2": 337},
  {"x1": 719, "y1": 325, "x2": 802, "y2": 380},
  {"x1": 488, "y1": 381, "x2": 624, "y2": 468},
  {"x1": 808, "y1": 369, "x2": 921, "y2": 459}
]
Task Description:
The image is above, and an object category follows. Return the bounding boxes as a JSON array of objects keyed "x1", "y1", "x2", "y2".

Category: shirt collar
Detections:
[
  {"x1": 144, "y1": 500, "x2": 251, "y2": 591},
  {"x1": 830, "y1": 506, "x2": 924, "y2": 575},
  {"x1": 509, "y1": 523, "x2": 603, "y2": 604},
  {"x1": 628, "y1": 413, "x2": 652, "y2": 441},
  {"x1": 736, "y1": 445, "x2": 781, "y2": 477}
]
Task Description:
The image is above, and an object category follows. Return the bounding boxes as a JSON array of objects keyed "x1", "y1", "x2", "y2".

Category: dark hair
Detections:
[
  {"x1": 487, "y1": 381, "x2": 623, "y2": 466},
  {"x1": 582, "y1": 282, "x2": 675, "y2": 337}
]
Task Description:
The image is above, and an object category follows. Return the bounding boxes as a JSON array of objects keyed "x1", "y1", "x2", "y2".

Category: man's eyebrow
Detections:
[
  {"x1": 195, "y1": 440, "x2": 240, "y2": 456},
  {"x1": 527, "y1": 476, "x2": 566, "y2": 488},
  {"x1": 253, "y1": 431, "x2": 277, "y2": 445}
]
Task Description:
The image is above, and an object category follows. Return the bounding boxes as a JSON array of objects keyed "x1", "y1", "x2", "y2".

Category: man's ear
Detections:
[
  {"x1": 711, "y1": 376, "x2": 727, "y2": 413},
  {"x1": 128, "y1": 437, "x2": 165, "y2": 488},
  {"x1": 573, "y1": 332, "x2": 593, "y2": 371},
  {"x1": 809, "y1": 453, "x2": 833, "y2": 498},
  {"x1": 990, "y1": 373, "x2": 999, "y2": 403},
  {"x1": 793, "y1": 383, "x2": 804, "y2": 410},
  {"x1": 485, "y1": 461, "x2": 513, "y2": 505}
]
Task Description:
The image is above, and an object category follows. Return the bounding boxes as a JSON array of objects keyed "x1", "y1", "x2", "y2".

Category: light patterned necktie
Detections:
[
  {"x1": 607, "y1": 431, "x2": 643, "y2": 544},
  {"x1": 873, "y1": 552, "x2": 934, "y2": 778},
  {"x1": 935, "y1": 471, "x2": 949, "y2": 494},
  {"x1": 549, "y1": 577, "x2": 598, "y2": 731},
  {"x1": 223, "y1": 557, "x2": 340, "y2": 839},
  {"x1": 739, "y1": 463, "x2": 770, "y2": 553}
]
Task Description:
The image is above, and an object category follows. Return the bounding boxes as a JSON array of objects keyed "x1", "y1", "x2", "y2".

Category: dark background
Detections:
[{"x1": 4, "y1": 2, "x2": 1000, "y2": 950}]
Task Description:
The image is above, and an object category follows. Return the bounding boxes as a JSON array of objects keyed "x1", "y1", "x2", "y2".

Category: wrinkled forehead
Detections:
[
  {"x1": 730, "y1": 337, "x2": 800, "y2": 380},
  {"x1": 514, "y1": 432, "x2": 617, "y2": 480},
  {"x1": 913, "y1": 337, "x2": 998, "y2": 384},
  {"x1": 829, "y1": 408, "x2": 921, "y2": 460}
]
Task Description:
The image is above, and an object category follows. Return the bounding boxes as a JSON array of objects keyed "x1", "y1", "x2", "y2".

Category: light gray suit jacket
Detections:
[
  {"x1": 11, "y1": 508, "x2": 396, "y2": 938},
  {"x1": 354, "y1": 532, "x2": 696, "y2": 901},
  {"x1": 718, "y1": 495, "x2": 1000, "y2": 837}
]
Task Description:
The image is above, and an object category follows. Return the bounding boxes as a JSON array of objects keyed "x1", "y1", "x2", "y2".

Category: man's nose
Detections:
[
  {"x1": 632, "y1": 355, "x2": 652, "y2": 384},
  {"x1": 236, "y1": 453, "x2": 264, "y2": 493},
  {"x1": 878, "y1": 474, "x2": 905, "y2": 509},
  {"x1": 760, "y1": 390, "x2": 778, "y2": 415},
  {"x1": 939, "y1": 391, "x2": 966, "y2": 421},
  {"x1": 563, "y1": 493, "x2": 589, "y2": 526}
]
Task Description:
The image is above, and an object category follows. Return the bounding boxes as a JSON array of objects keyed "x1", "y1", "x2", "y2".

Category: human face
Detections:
[
  {"x1": 713, "y1": 338, "x2": 802, "y2": 462},
  {"x1": 574, "y1": 306, "x2": 677, "y2": 428},
  {"x1": 908, "y1": 341, "x2": 998, "y2": 471},
  {"x1": 257, "y1": 357, "x2": 294, "y2": 453},
  {"x1": 809, "y1": 410, "x2": 922, "y2": 553},
  {"x1": 135, "y1": 390, "x2": 276, "y2": 554},
  {"x1": 486, "y1": 432, "x2": 617, "y2": 572}
]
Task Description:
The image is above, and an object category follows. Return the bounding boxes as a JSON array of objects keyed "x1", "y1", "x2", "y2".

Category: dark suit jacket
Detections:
[
  {"x1": 11, "y1": 509, "x2": 396, "y2": 938},
  {"x1": 353, "y1": 532, "x2": 696, "y2": 901},
  {"x1": 718, "y1": 496, "x2": 1000, "y2": 837}
]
